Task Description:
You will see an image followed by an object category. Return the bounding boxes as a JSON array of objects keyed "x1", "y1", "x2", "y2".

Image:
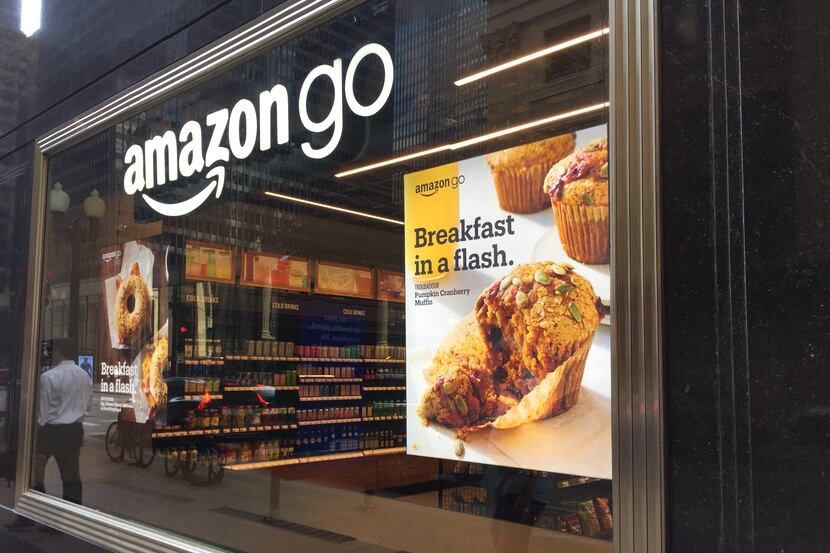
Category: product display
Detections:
[
  {"x1": 150, "y1": 284, "x2": 407, "y2": 470},
  {"x1": 543, "y1": 137, "x2": 610, "y2": 264}
]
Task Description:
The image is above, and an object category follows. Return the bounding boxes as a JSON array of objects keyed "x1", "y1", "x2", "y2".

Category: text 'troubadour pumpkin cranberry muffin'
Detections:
[
  {"x1": 543, "y1": 137, "x2": 609, "y2": 264},
  {"x1": 485, "y1": 134, "x2": 575, "y2": 214},
  {"x1": 474, "y1": 261, "x2": 601, "y2": 416}
]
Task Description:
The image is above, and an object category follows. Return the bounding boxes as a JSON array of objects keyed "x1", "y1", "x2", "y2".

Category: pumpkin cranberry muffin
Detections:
[
  {"x1": 485, "y1": 134, "x2": 575, "y2": 213},
  {"x1": 474, "y1": 261, "x2": 601, "y2": 400},
  {"x1": 418, "y1": 322, "x2": 504, "y2": 429},
  {"x1": 543, "y1": 137, "x2": 609, "y2": 264}
]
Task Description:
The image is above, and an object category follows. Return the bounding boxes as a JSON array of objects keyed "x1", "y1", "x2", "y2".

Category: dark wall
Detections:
[
  {"x1": 0, "y1": 0, "x2": 289, "y2": 506},
  {"x1": 661, "y1": 1, "x2": 829, "y2": 553}
]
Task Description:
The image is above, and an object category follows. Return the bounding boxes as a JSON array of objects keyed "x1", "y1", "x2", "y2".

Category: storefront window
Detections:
[{"x1": 33, "y1": 1, "x2": 612, "y2": 551}]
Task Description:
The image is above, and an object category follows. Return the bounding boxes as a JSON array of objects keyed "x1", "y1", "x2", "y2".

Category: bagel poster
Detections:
[
  {"x1": 404, "y1": 125, "x2": 613, "y2": 478},
  {"x1": 100, "y1": 239, "x2": 170, "y2": 423}
]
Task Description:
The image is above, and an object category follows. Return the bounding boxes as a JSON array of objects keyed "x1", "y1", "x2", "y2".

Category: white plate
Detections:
[
  {"x1": 407, "y1": 325, "x2": 612, "y2": 479},
  {"x1": 532, "y1": 228, "x2": 611, "y2": 306}
]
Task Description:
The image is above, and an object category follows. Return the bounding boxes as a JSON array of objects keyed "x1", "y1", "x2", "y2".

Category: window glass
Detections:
[{"x1": 34, "y1": 1, "x2": 611, "y2": 551}]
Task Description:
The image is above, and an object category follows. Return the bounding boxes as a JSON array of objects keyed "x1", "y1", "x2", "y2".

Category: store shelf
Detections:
[
  {"x1": 363, "y1": 446, "x2": 406, "y2": 456},
  {"x1": 225, "y1": 355, "x2": 301, "y2": 361},
  {"x1": 298, "y1": 396, "x2": 362, "y2": 402},
  {"x1": 298, "y1": 377, "x2": 362, "y2": 383},
  {"x1": 224, "y1": 386, "x2": 299, "y2": 392},
  {"x1": 153, "y1": 425, "x2": 297, "y2": 438},
  {"x1": 223, "y1": 355, "x2": 404, "y2": 364},
  {"x1": 182, "y1": 359, "x2": 225, "y2": 366},
  {"x1": 362, "y1": 386, "x2": 406, "y2": 391},
  {"x1": 297, "y1": 418, "x2": 362, "y2": 426},
  {"x1": 182, "y1": 394, "x2": 223, "y2": 401},
  {"x1": 224, "y1": 447, "x2": 406, "y2": 471},
  {"x1": 362, "y1": 416, "x2": 405, "y2": 421}
]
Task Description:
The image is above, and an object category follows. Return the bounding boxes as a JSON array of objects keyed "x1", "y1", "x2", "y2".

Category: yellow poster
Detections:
[
  {"x1": 404, "y1": 162, "x2": 460, "y2": 282},
  {"x1": 405, "y1": 126, "x2": 613, "y2": 478}
]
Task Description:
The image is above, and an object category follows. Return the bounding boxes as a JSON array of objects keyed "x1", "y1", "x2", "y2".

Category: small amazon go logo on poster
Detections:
[
  {"x1": 414, "y1": 174, "x2": 465, "y2": 198},
  {"x1": 122, "y1": 43, "x2": 394, "y2": 217}
]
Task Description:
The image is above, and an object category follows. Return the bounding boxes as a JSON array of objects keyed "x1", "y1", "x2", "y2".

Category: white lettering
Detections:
[
  {"x1": 144, "y1": 130, "x2": 178, "y2": 188},
  {"x1": 179, "y1": 121, "x2": 205, "y2": 177},
  {"x1": 258, "y1": 84, "x2": 289, "y2": 151},
  {"x1": 123, "y1": 144, "x2": 145, "y2": 195},
  {"x1": 205, "y1": 108, "x2": 230, "y2": 168},
  {"x1": 299, "y1": 59, "x2": 343, "y2": 159},
  {"x1": 228, "y1": 98, "x2": 258, "y2": 159},
  {"x1": 345, "y1": 43, "x2": 394, "y2": 117},
  {"x1": 124, "y1": 43, "x2": 394, "y2": 216}
]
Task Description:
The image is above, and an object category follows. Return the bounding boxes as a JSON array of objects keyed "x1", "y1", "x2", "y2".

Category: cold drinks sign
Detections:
[{"x1": 122, "y1": 43, "x2": 394, "y2": 217}]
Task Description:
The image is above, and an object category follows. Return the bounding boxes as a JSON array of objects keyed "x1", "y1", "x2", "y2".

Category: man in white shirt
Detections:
[{"x1": 32, "y1": 337, "x2": 92, "y2": 505}]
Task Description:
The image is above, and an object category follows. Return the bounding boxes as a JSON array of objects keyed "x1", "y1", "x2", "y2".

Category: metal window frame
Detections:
[{"x1": 16, "y1": 1, "x2": 664, "y2": 552}]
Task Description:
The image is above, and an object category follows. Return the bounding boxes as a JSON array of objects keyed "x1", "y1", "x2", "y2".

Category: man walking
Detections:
[{"x1": 32, "y1": 337, "x2": 92, "y2": 505}]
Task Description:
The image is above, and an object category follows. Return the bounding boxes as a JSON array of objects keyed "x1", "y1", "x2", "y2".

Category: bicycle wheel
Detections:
[
  {"x1": 209, "y1": 461, "x2": 225, "y2": 483},
  {"x1": 132, "y1": 442, "x2": 156, "y2": 468},
  {"x1": 179, "y1": 451, "x2": 198, "y2": 476},
  {"x1": 184, "y1": 459, "x2": 211, "y2": 487},
  {"x1": 163, "y1": 455, "x2": 180, "y2": 477},
  {"x1": 105, "y1": 422, "x2": 124, "y2": 462}
]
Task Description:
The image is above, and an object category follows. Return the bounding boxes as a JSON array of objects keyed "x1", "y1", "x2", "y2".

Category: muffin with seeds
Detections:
[{"x1": 544, "y1": 137, "x2": 609, "y2": 264}]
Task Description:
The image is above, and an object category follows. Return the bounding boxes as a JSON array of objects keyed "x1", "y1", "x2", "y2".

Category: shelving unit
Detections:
[
  {"x1": 224, "y1": 447, "x2": 407, "y2": 471},
  {"x1": 163, "y1": 283, "x2": 407, "y2": 471}
]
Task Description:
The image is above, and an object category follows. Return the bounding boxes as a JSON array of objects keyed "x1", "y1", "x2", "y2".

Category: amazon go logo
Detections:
[
  {"x1": 123, "y1": 43, "x2": 394, "y2": 217},
  {"x1": 415, "y1": 175, "x2": 465, "y2": 198}
]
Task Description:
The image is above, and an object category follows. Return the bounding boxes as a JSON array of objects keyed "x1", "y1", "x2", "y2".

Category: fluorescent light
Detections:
[
  {"x1": 335, "y1": 145, "x2": 450, "y2": 178},
  {"x1": 335, "y1": 101, "x2": 609, "y2": 177},
  {"x1": 20, "y1": 0, "x2": 41, "y2": 36},
  {"x1": 264, "y1": 191, "x2": 404, "y2": 225},
  {"x1": 449, "y1": 102, "x2": 610, "y2": 150},
  {"x1": 455, "y1": 28, "x2": 609, "y2": 87}
]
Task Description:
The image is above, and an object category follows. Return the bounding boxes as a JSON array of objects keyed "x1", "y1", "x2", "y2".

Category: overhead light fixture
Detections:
[
  {"x1": 335, "y1": 145, "x2": 450, "y2": 178},
  {"x1": 455, "y1": 28, "x2": 609, "y2": 87},
  {"x1": 20, "y1": 0, "x2": 41, "y2": 37},
  {"x1": 264, "y1": 191, "x2": 404, "y2": 226},
  {"x1": 449, "y1": 102, "x2": 609, "y2": 150},
  {"x1": 335, "y1": 101, "x2": 609, "y2": 178}
]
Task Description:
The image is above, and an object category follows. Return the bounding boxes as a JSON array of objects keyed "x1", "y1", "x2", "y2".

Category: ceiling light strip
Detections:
[
  {"x1": 264, "y1": 191, "x2": 404, "y2": 225},
  {"x1": 450, "y1": 102, "x2": 609, "y2": 150},
  {"x1": 335, "y1": 145, "x2": 450, "y2": 178},
  {"x1": 335, "y1": 101, "x2": 609, "y2": 178},
  {"x1": 455, "y1": 28, "x2": 609, "y2": 87}
]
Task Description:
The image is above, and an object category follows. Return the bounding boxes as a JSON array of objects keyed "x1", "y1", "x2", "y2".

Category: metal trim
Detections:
[
  {"x1": 609, "y1": 0, "x2": 665, "y2": 552},
  {"x1": 16, "y1": 491, "x2": 228, "y2": 553},
  {"x1": 15, "y1": 143, "x2": 47, "y2": 503},
  {"x1": 37, "y1": 0, "x2": 359, "y2": 154}
]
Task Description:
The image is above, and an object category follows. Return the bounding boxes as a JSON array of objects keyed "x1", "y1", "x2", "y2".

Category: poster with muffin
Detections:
[{"x1": 405, "y1": 125, "x2": 611, "y2": 478}]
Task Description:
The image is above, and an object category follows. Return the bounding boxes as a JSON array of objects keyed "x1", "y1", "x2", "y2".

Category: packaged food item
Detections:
[
  {"x1": 594, "y1": 497, "x2": 613, "y2": 532},
  {"x1": 573, "y1": 499, "x2": 601, "y2": 537},
  {"x1": 561, "y1": 513, "x2": 582, "y2": 535}
]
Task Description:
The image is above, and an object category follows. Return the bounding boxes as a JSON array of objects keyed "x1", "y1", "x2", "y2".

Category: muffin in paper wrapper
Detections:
[
  {"x1": 552, "y1": 202, "x2": 609, "y2": 264},
  {"x1": 474, "y1": 336, "x2": 593, "y2": 430},
  {"x1": 491, "y1": 164, "x2": 551, "y2": 214}
]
